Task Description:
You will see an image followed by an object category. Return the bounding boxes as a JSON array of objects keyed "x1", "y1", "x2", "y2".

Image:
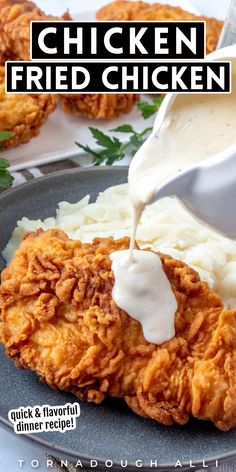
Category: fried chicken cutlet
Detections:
[
  {"x1": 0, "y1": 23, "x2": 13, "y2": 64},
  {"x1": 0, "y1": 66, "x2": 56, "y2": 148},
  {"x1": 0, "y1": 0, "x2": 138, "y2": 120},
  {"x1": 0, "y1": 0, "x2": 58, "y2": 61},
  {"x1": 0, "y1": 1, "x2": 57, "y2": 148},
  {"x1": 96, "y1": 1, "x2": 223, "y2": 54},
  {"x1": 61, "y1": 93, "x2": 140, "y2": 120},
  {"x1": 0, "y1": 229, "x2": 235, "y2": 431},
  {"x1": 0, "y1": 0, "x2": 32, "y2": 63}
]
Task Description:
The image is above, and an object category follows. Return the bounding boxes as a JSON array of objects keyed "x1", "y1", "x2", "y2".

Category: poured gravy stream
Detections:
[{"x1": 111, "y1": 64, "x2": 236, "y2": 345}]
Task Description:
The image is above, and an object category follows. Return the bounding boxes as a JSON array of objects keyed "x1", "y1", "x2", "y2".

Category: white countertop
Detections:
[{"x1": 0, "y1": 1, "x2": 230, "y2": 471}]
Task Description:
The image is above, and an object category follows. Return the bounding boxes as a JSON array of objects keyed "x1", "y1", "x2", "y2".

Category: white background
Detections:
[{"x1": 0, "y1": 0, "x2": 230, "y2": 471}]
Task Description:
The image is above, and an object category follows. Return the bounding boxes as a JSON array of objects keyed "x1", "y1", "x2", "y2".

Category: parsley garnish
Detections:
[
  {"x1": 0, "y1": 132, "x2": 14, "y2": 190},
  {"x1": 75, "y1": 97, "x2": 163, "y2": 165},
  {"x1": 137, "y1": 97, "x2": 163, "y2": 119}
]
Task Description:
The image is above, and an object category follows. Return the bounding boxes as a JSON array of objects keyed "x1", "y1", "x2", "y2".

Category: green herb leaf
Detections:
[
  {"x1": 110, "y1": 124, "x2": 135, "y2": 134},
  {"x1": 0, "y1": 169, "x2": 14, "y2": 189},
  {"x1": 75, "y1": 98, "x2": 164, "y2": 166},
  {"x1": 129, "y1": 134, "x2": 142, "y2": 148},
  {"x1": 75, "y1": 124, "x2": 150, "y2": 165},
  {"x1": 0, "y1": 132, "x2": 14, "y2": 190},
  {"x1": 0, "y1": 131, "x2": 13, "y2": 142},
  {"x1": 75, "y1": 128, "x2": 126, "y2": 166},
  {"x1": 137, "y1": 96, "x2": 163, "y2": 119},
  {"x1": 75, "y1": 142, "x2": 102, "y2": 159},
  {"x1": 89, "y1": 127, "x2": 118, "y2": 150},
  {"x1": 0, "y1": 157, "x2": 9, "y2": 169}
]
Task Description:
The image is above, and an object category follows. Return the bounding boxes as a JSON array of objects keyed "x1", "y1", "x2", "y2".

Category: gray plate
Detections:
[{"x1": 0, "y1": 167, "x2": 235, "y2": 471}]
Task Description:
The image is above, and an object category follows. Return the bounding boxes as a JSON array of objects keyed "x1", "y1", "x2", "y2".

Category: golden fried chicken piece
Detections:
[
  {"x1": 1, "y1": 229, "x2": 235, "y2": 431},
  {"x1": 0, "y1": 1, "x2": 139, "y2": 120},
  {"x1": 0, "y1": 0, "x2": 57, "y2": 61},
  {"x1": 96, "y1": 1, "x2": 223, "y2": 54},
  {"x1": 0, "y1": 0, "x2": 73, "y2": 63},
  {"x1": 0, "y1": 1, "x2": 57, "y2": 149},
  {"x1": 0, "y1": 66, "x2": 56, "y2": 148},
  {"x1": 0, "y1": 0, "x2": 24, "y2": 62},
  {"x1": 0, "y1": 23, "x2": 13, "y2": 64},
  {"x1": 97, "y1": 0, "x2": 148, "y2": 20},
  {"x1": 61, "y1": 93, "x2": 140, "y2": 120}
]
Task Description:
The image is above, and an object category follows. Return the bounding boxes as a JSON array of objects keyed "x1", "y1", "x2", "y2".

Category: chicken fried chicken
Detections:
[
  {"x1": 0, "y1": 66, "x2": 56, "y2": 148},
  {"x1": 97, "y1": 0, "x2": 148, "y2": 20},
  {"x1": 0, "y1": 0, "x2": 57, "y2": 61},
  {"x1": 0, "y1": 1, "x2": 57, "y2": 148},
  {"x1": 96, "y1": 1, "x2": 223, "y2": 54},
  {"x1": 0, "y1": 0, "x2": 138, "y2": 120},
  {"x1": 0, "y1": 229, "x2": 235, "y2": 431},
  {"x1": 61, "y1": 93, "x2": 140, "y2": 120},
  {"x1": 0, "y1": 23, "x2": 13, "y2": 64}
]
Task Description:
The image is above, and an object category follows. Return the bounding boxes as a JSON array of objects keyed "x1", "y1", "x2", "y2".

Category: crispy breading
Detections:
[
  {"x1": 97, "y1": 0, "x2": 148, "y2": 20},
  {"x1": 0, "y1": 229, "x2": 235, "y2": 431},
  {"x1": 0, "y1": 1, "x2": 139, "y2": 120},
  {"x1": 0, "y1": 1, "x2": 57, "y2": 148},
  {"x1": 0, "y1": 0, "x2": 57, "y2": 61},
  {"x1": 0, "y1": 23, "x2": 13, "y2": 64},
  {"x1": 61, "y1": 93, "x2": 140, "y2": 120},
  {"x1": 0, "y1": 1, "x2": 73, "y2": 64},
  {"x1": 96, "y1": 1, "x2": 223, "y2": 54},
  {"x1": 0, "y1": 66, "x2": 56, "y2": 148}
]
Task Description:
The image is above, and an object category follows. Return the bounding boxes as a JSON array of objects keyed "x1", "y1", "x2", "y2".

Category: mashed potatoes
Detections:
[{"x1": 3, "y1": 184, "x2": 236, "y2": 308}]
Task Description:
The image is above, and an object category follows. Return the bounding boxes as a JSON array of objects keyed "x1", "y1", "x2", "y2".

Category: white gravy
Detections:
[
  {"x1": 110, "y1": 62, "x2": 236, "y2": 345},
  {"x1": 110, "y1": 250, "x2": 176, "y2": 344},
  {"x1": 129, "y1": 84, "x2": 236, "y2": 207}
]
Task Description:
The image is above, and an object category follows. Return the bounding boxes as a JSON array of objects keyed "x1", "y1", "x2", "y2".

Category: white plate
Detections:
[
  {"x1": 5, "y1": 0, "x2": 226, "y2": 171},
  {"x1": 7, "y1": 100, "x2": 156, "y2": 171}
]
